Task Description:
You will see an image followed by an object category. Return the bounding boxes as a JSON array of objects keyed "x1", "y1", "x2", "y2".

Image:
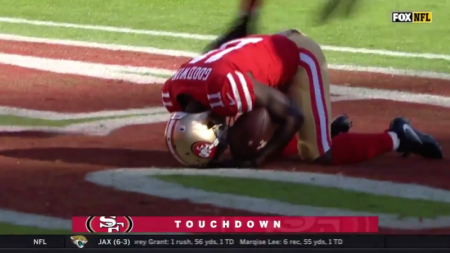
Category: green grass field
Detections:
[
  {"x1": 155, "y1": 175, "x2": 450, "y2": 218},
  {"x1": 0, "y1": 113, "x2": 147, "y2": 127},
  {"x1": 0, "y1": 0, "x2": 449, "y2": 72},
  {"x1": 0, "y1": 223, "x2": 69, "y2": 234}
]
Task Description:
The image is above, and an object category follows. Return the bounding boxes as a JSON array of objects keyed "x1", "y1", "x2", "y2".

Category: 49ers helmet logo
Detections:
[
  {"x1": 191, "y1": 141, "x2": 216, "y2": 158},
  {"x1": 86, "y1": 216, "x2": 133, "y2": 233}
]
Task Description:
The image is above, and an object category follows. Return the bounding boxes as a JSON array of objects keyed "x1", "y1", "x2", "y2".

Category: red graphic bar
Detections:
[{"x1": 72, "y1": 216, "x2": 378, "y2": 233}]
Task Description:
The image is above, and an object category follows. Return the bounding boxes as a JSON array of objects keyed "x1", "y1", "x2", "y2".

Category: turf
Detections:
[
  {"x1": 0, "y1": 0, "x2": 447, "y2": 72},
  {"x1": 119, "y1": 70, "x2": 174, "y2": 79},
  {"x1": 0, "y1": 222, "x2": 69, "y2": 234},
  {"x1": 0, "y1": 24, "x2": 447, "y2": 73},
  {"x1": 0, "y1": 113, "x2": 147, "y2": 127},
  {"x1": 155, "y1": 175, "x2": 450, "y2": 218},
  {"x1": 0, "y1": 0, "x2": 447, "y2": 53}
]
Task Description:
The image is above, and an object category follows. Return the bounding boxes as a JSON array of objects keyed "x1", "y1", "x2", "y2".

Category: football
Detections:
[{"x1": 228, "y1": 107, "x2": 275, "y2": 160}]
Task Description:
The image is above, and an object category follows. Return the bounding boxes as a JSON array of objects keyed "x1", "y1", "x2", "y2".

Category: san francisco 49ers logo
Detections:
[
  {"x1": 191, "y1": 141, "x2": 216, "y2": 158},
  {"x1": 86, "y1": 216, "x2": 133, "y2": 233}
]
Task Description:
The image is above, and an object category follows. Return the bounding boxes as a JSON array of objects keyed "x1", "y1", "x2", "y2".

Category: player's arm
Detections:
[
  {"x1": 249, "y1": 74, "x2": 304, "y2": 166},
  {"x1": 202, "y1": 69, "x2": 303, "y2": 168}
]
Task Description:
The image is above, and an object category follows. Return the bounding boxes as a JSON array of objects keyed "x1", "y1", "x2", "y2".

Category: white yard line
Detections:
[
  {"x1": 328, "y1": 64, "x2": 450, "y2": 80},
  {"x1": 0, "y1": 17, "x2": 217, "y2": 40},
  {"x1": 0, "y1": 114, "x2": 170, "y2": 136},
  {"x1": 2, "y1": 52, "x2": 450, "y2": 115},
  {"x1": 0, "y1": 17, "x2": 449, "y2": 61},
  {"x1": 0, "y1": 17, "x2": 216, "y2": 41},
  {"x1": 322, "y1": 45, "x2": 450, "y2": 61},
  {"x1": 1, "y1": 34, "x2": 450, "y2": 81},
  {"x1": 330, "y1": 85, "x2": 450, "y2": 108},
  {"x1": 0, "y1": 52, "x2": 169, "y2": 84},
  {"x1": 1, "y1": 86, "x2": 450, "y2": 135},
  {"x1": 0, "y1": 33, "x2": 200, "y2": 58},
  {"x1": 61, "y1": 114, "x2": 169, "y2": 135},
  {"x1": 0, "y1": 209, "x2": 71, "y2": 229},
  {"x1": 0, "y1": 106, "x2": 167, "y2": 120}
]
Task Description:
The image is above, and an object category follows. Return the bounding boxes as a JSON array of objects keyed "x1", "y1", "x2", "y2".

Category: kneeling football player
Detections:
[
  {"x1": 163, "y1": 0, "x2": 442, "y2": 168},
  {"x1": 162, "y1": 31, "x2": 442, "y2": 168}
]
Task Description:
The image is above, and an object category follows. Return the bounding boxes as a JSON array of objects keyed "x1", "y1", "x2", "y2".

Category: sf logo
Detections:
[
  {"x1": 100, "y1": 216, "x2": 125, "y2": 232},
  {"x1": 86, "y1": 216, "x2": 133, "y2": 233}
]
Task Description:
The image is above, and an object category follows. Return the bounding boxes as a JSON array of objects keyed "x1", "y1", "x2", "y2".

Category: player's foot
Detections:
[
  {"x1": 389, "y1": 117, "x2": 443, "y2": 159},
  {"x1": 331, "y1": 114, "x2": 352, "y2": 137},
  {"x1": 410, "y1": 129, "x2": 443, "y2": 159},
  {"x1": 389, "y1": 117, "x2": 426, "y2": 157},
  {"x1": 389, "y1": 117, "x2": 422, "y2": 155}
]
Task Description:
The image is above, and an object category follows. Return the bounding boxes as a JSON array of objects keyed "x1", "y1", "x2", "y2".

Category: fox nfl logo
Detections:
[{"x1": 392, "y1": 12, "x2": 432, "y2": 23}]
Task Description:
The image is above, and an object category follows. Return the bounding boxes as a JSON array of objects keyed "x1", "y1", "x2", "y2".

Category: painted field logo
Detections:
[
  {"x1": 86, "y1": 216, "x2": 133, "y2": 233},
  {"x1": 392, "y1": 12, "x2": 432, "y2": 23}
]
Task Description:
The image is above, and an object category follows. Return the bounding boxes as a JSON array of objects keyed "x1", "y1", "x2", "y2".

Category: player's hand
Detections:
[
  {"x1": 331, "y1": 114, "x2": 353, "y2": 137},
  {"x1": 208, "y1": 158, "x2": 259, "y2": 169},
  {"x1": 236, "y1": 159, "x2": 259, "y2": 168}
]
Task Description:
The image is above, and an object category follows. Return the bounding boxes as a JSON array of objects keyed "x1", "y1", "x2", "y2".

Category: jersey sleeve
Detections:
[
  {"x1": 161, "y1": 79, "x2": 182, "y2": 113},
  {"x1": 207, "y1": 69, "x2": 255, "y2": 117}
]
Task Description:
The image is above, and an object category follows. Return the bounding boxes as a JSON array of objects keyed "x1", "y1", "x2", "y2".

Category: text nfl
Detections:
[{"x1": 392, "y1": 12, "x2": 432, "y2": 23}]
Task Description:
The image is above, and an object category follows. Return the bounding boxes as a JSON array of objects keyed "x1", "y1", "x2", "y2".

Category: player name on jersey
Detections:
[{"x1": 171, "y1": 67, "x2": 213, "y2": 81}]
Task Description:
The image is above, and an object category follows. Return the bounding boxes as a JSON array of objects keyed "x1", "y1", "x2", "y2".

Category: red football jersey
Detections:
[{"x1": 162, "y1": 34, "x2": 299, "y2": 117}]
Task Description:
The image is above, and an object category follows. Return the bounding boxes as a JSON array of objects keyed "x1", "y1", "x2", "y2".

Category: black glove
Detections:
[
  {"x1": 331, "y1": 114, "x2": 353, "y2": 137},
  {"x1": 235, "y1": 159, "x2": 259, "y2": 169}
]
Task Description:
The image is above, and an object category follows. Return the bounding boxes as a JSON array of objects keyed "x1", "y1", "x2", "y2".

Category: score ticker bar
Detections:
[{"x1": 0, "y1": 234, "x2": 450, "y2": 249}]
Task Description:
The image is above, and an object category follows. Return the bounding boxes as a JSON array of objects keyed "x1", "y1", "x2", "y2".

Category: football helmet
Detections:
[{"x1": 164, "y1": 111, "x2": 228, "y2": 167}]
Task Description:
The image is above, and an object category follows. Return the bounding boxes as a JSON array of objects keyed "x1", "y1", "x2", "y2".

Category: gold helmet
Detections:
[{"x1": 164, "y1": 111, "x2": 228, "y2": 167}]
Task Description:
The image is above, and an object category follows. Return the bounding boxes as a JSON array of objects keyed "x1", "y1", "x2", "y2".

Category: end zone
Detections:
[{"x1": 86, "y1": 168, "x2": 450, "y2": 230}]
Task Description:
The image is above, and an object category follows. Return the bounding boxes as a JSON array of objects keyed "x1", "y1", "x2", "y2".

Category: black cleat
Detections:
[
  {"x1": 331, "y1": 114, "x2": 352, "y2": 137},
  {"x1": 411, "y1": 129, "x2": 443, "y2": 159},
  {"x1": 388, "y1": 117, "x2": 423, "y2": 155},
  {"x1": 389, "y1": 117, "x2": 443, "y2": 159}
]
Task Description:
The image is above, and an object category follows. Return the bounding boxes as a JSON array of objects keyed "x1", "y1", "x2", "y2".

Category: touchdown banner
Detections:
[{"x1": 72, "y1": 216, "x2": 378, "y2": 233}]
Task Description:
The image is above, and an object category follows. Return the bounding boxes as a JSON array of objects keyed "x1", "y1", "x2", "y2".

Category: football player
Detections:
[
  {"x1": 161, "y1": 0, "x2": 442, "y2": 168},
  {"x1": 162, "y1": 30, "x2": 442, "y2": 168}
]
